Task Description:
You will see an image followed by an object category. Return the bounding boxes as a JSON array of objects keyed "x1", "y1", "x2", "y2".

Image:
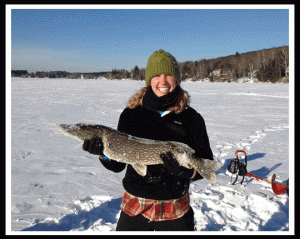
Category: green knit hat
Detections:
[{"x1": 145, "y1": 49, "x2": 181, "y2": 85}]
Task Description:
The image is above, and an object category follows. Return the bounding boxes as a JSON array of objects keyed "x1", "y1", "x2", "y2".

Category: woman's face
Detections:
[{"x1": 150, "y1": 73, "x2": 177, "y2": 97}]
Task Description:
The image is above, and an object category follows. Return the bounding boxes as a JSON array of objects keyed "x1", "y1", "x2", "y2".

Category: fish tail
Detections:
[{"x1": 191, "y1": 156, "x2": 223, "y2": 183}]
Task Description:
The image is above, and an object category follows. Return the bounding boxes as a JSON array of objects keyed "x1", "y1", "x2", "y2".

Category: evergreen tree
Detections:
[{"x1": 132, "y1": 65, "x2": 140, "y2": 80}]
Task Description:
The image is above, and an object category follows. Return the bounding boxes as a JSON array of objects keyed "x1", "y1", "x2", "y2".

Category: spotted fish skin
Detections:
[{"x1": 59, "y1": 123, "x2": 223, "y2": 183}]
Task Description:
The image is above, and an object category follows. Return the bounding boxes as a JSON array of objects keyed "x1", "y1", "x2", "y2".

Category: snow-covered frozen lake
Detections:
[{"x1": 8, "y1": 78, "x2": 293, "y2": 234}]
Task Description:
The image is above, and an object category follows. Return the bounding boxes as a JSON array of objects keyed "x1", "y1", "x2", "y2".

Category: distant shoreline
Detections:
[{"x1": 10, "y1": 76, "x2": 289, "y2": 84}]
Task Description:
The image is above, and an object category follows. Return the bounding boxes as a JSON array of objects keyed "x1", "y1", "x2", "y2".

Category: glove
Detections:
[
  {"x1": 160, "y1": 152, "x2": 182, "y2": 175},
  {"x1": 160, "y1": 152, "x2": 194, "y2": 179},
  {"x1": 83, "y1": 136, "x2": 106, "y2": 156}
]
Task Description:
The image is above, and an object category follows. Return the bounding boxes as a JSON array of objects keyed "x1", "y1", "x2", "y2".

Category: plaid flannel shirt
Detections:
[{"x1": 120, "y1": 190, "x2": 190, "y2": 222}]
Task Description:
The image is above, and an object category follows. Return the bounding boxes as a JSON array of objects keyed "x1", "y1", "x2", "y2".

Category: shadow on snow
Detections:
[
  {"x1": 22, "y1": 197, "x2": 122, "y2": 231},
  {"x1": 258, "y1": 198, "x2": 289, "y2": 231}
]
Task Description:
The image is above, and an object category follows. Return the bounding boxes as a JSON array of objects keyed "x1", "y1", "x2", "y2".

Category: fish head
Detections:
[{"x1": 59, "y1": 123, "x2": 107, "y2": 142}]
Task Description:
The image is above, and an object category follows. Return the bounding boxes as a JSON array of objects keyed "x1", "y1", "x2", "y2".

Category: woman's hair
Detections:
[{"x1": 127, "y1": 85, "x2": 191, "y2": 114}]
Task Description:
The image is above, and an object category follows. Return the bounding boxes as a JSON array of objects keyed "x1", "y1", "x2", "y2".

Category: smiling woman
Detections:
[{"x1": 80, "y1": 49, "x2": 215, "y2": 231}]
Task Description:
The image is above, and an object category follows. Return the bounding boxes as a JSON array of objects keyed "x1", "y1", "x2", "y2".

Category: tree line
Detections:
[
  {"x1": 11, "y1": 70, "x2": 110, "y2": 79},
  {"x1": 12, "y1": 45, "x2": 289, "y2": 83},
  {"x1": 177, "y1": 45, "x2": 289, "y2": 83},
  {"x1": 107, "y1": 45, "x2": 289, "y2": 83}
]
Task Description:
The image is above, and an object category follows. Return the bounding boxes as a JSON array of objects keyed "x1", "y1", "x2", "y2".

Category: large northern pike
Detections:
[{"x1": 59, "y1": 123, "x2": 223, "y2": 183}]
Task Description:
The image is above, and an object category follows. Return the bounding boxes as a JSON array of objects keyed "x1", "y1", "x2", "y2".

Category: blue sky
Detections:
[{"x1": 10, "y1": 6, "x2": 290, "y2": 73}]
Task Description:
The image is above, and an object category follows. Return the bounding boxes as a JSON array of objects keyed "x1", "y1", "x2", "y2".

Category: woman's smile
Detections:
[{"x1": 150, "y1": 73, "x2": 176, "y2": 97}]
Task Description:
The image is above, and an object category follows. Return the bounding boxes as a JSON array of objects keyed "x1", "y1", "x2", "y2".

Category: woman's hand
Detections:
[
  {"x1": 83, "y1": 136, "x2": 104, "y2": 155},
  {"x1": 160, "y1": 152, "x2": 182, "y2": 175},
  {"x1": 160, "y1": 152, "x2": 195, "y2": 179}
]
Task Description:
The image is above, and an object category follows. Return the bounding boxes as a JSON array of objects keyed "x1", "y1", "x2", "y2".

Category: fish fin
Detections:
[
  {"x1": 132, "y1": 163, "x2": 147, "y2": 176},
  {"x1": 192, "y1": 158, "x2": 223, "y2": 183}
]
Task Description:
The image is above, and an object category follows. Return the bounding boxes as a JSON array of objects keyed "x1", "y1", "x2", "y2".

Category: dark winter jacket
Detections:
[{"x1": 100, "y1": 105, "x2": 214, "y2": 200}]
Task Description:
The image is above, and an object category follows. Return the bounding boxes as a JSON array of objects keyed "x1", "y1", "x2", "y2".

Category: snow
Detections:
[{"x1": 7, "y1": 77, "x2": 293, "y2": 235}]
